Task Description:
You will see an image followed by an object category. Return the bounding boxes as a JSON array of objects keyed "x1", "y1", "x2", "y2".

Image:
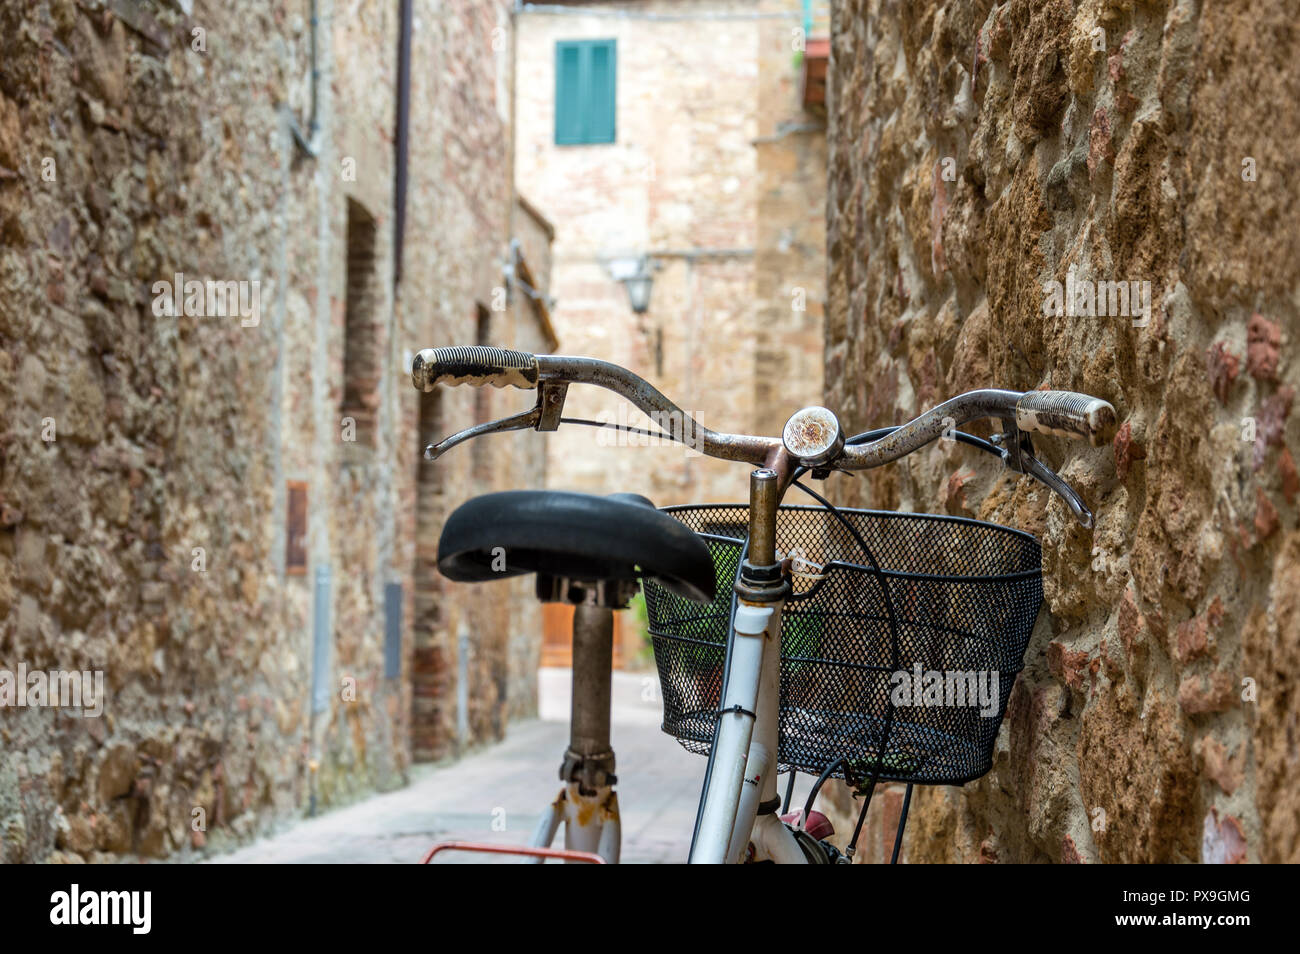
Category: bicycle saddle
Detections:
[{"x1": 437, "y1": 490, "x2": 717, "y2": 604}]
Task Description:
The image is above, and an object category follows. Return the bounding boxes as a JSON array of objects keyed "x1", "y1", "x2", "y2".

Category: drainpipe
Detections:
[
  {"x1": 285, "y1": 0, "x2": 324, "y2": 157},
  {"x1": 511, "y1": 0, "x2": 522, "y2": 250},
  {"x1": 394, "y1": 0, "x2": 412, "y2": 286},
  {"x1": 280, "y1": 0, "x2": 330, "y2": 812}
]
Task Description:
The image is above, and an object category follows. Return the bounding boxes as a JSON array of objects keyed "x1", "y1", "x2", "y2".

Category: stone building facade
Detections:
[
  {"x1": 515, "y1": 0, "x2": 826, "y2": 509},
  {"x1": 0, "y1": 0, "x2": 551, "y2": 862},
  {"x1": 821, "y1": 0, "x2": 1298, "y2": 863}
]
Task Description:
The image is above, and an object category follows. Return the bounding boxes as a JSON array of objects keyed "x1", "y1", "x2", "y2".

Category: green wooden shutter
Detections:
[
  {"x1": 555, "y1": 39, "x2": 617, "y2": 145},
  {"x1": 555, "y1": 42, "x2": 584, "y2": 144},
  {"x1": 586, "y1": 41, "x2": 616, "y2": 143}
]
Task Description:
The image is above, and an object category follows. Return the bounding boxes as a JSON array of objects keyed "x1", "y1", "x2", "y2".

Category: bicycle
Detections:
[{"x1": 411, "y1": 345, "x2": 1116, "y2": 864}]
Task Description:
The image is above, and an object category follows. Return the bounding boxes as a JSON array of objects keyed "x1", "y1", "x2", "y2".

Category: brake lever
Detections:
[
  {"x1": 993, "y1": 422, "x2": 1094, "y2": 528},
  {"x1": 424, "y1": 405, "x2": 540, "y2": 460},
  {"x1": 422, "y1": 380, "x2": 571, "y2": 460},
  {"x1": 1020, "y1": 454, "x2": 1094, "y2": 528}
]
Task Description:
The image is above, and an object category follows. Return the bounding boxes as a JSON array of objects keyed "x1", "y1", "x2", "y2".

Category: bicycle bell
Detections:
[{"x1": 782, "y1": 406, "x2": 845, "y2": 468}]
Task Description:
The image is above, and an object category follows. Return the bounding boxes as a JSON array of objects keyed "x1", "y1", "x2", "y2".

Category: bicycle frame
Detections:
[
  {"x1": 690, "y1": 466, "x2": 807, "y2": 863},
  {"x1": 511, "y1": 467, "x2": 804, "y2": 865}
]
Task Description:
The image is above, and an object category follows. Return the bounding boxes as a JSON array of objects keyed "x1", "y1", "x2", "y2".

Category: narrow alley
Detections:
[{"x1": 216, "y1": 674, "x2": 701, "y2": 864}]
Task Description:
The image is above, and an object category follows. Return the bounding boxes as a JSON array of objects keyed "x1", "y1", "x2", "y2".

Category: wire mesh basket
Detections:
[{"x1": 641, "y1": 505, "x2": 1044, "y2": 785}]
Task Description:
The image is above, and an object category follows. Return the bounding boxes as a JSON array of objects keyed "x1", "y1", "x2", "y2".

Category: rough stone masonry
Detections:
[
  {"x1": 823, "y1": 0, "x2": 1298, "y2": 862},
  {"x1": 0, "y1": 0, "x2": 550, "y2": 862}
]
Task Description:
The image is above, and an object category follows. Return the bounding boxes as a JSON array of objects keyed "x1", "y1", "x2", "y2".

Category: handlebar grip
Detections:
[
  {"x1": 412, "y1": 346, "x2": 540, "y2": 391},
  {"x1": 1015, "y1": 390, "x2": 1117, "y2": 446}
]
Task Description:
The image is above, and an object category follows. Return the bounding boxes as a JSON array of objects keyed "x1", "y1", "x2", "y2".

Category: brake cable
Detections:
[{"x1": 560, "y1": 417, "x2": 685, "y2": 444}]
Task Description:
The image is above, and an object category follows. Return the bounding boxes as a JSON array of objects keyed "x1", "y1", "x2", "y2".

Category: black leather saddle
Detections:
[{"x1": 437, "y1": 491, "x2": 716, "y2": 604}]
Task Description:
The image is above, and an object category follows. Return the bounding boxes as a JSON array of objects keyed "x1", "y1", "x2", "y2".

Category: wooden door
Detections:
[{"x1": 541, "y1": 604, "x2": 625, "y2": 669}]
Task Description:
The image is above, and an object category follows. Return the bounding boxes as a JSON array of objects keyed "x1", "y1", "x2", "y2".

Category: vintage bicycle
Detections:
[{"x1": 412, "y1": 346, "x2": 1114, "y2": 864}]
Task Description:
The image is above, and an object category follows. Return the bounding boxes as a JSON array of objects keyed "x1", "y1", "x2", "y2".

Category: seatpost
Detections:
[
  {"x1": 568, "y1": 603, "x2": 615, "y2": 788},
  {"x1": 532, "y1": 576, "x2": 632, "y2": 862}
]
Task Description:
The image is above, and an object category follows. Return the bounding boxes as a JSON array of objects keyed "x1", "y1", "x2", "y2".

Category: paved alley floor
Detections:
[{"x1": 214, "y1": 671, "x2": 704, "y2": 864}]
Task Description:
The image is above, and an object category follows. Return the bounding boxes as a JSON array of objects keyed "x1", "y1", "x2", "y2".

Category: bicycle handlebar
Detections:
[
  {"x1": 414, "y1": 347, "x2": 780, "y2": 464},
  {"x1": 836, "y1": 388, "x2": 1115, "y2": 469},
  {"x1": 411, "y1": 346, "x2": 1116, "y2": 524},
  {"x1": 1015, "y1": 389, "x2": 1116, "y2": 446},
  {"x1": 414, "y1": 346, "x2": 1113, "y2": 446},
  {"x1": 412, "y1": 345, "x2": 540, "y2": 389}
]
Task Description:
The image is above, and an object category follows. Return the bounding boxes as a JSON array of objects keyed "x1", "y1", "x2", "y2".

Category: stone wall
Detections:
[
  {"x1": 0, "y1": 0, "x2": 548, "y2": 862},
  {"x1": 822, "y1": 0, "x2": 1298, "y2": 863}
]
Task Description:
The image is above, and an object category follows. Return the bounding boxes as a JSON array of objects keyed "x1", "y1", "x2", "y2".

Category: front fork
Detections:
[{"x1": 689, "y1": 468, "x2": 804, "y2": 864}]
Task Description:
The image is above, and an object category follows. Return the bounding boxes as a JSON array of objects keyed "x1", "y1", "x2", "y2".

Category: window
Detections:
[
  {"x1": 285, "y1": 481, "x2": 308, "y2": 575},
  {"x1": 555, "y1": 39, "x2": 617, "y2": 145},
  {"x1": 341, "y1": 198, "x2": 379, "y2": 447}
]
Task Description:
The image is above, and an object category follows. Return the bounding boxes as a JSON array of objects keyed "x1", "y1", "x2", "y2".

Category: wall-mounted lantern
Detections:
[{"x1": 607, "y1": 254, "x2": 656, "y2": 315}]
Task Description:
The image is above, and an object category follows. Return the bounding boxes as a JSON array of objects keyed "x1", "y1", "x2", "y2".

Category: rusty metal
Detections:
[
  {"x1": 994, "y1": 422, "x2": 1094, "y2": 527},
  {"x1": 781, "y1": 406, "x2": 844, "y2": 467},
  {"x1": 746, "y1": 469, "x2": 781, "y2": 568},
  {"x1": 420, "y1": 841, "x2": 606, "y2": 864},
  {"x1": 836, "y1": 389, "x2": 1023, "y2": 470},
  {"x1": 536, "y1": 380, "x2": 569, "y2": 431},
  {"x1": 423, "y1": 404, "x2": 540, "y2": 460},
  {"x1": 599, "y1": 788, "x2": 621, "y2": 824},
  {"x1": 560, "y1": 782, "x2": 619, "y2": 861},
  {"x1": 732, "y1": 468, "x2": 792, "y2": 604},
  {"x1": 416, "y1": 351, "x2": 1108, "y2": 527},
  {"x1": 533, "y1": 355, "x2": 781, "y2": 465},
  {"x1": 1016, "y1": 390, "x2": 1117, "y2": 445},
  {"x1": 997, "y1": 417, "x2": 1029, "y2": 473},
  {"x1": 1018, "y1": 454, "x2": 1094, "y2": 528},
  {"x1": 565, "y1": 604, "x2": 616, "y2": 794}
]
